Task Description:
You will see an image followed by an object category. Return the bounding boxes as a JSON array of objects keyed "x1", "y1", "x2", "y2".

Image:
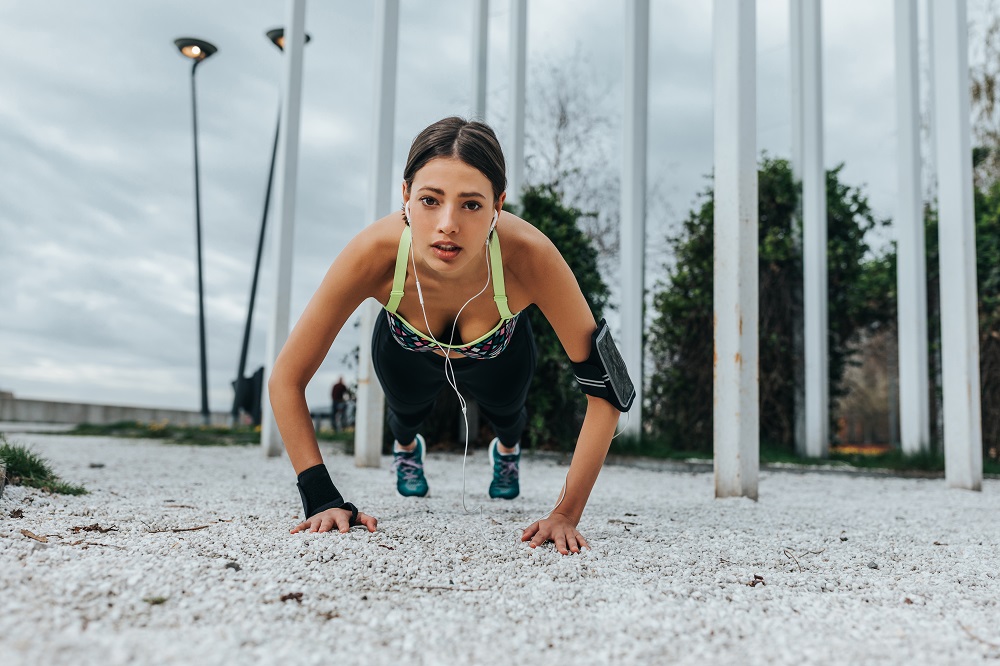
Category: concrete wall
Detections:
[{"x1": 0, "y1": 395, "x2": 229, "y2": 427}]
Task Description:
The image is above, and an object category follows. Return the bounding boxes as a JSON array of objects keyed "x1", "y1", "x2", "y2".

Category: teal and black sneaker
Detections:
[
  {"x1": 488, "y1": 437, "x2": 520, "y2": 500},
  {"x1": 393, "y1": 434, "x2": 429, "y2": 497}
]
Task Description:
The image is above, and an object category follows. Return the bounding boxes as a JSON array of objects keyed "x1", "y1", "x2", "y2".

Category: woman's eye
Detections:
[
  {"x1": 419, "y1": 196, "x2": 438, "y2": 206},
  {"x1": 464, "y1": 201, "x2": 483, "y2": 211}
]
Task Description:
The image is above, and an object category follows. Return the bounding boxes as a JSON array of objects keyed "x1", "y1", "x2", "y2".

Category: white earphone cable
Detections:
[{"x1": 405, "y1": 203, "x2": 495, "y2": 515}]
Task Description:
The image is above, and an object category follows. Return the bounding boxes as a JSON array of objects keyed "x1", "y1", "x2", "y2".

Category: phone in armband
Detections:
[{"x1": 595, "y1": 322, "x2": 635, "y2": 410}]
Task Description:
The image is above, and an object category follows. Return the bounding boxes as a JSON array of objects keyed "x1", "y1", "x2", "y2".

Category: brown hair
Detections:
[{"x1": 402, "y1": 117, "x2": 506, "y2": 203}]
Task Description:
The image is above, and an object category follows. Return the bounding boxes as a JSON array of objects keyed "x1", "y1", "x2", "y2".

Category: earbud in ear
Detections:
[
  {"x1": 485, "y1": 210, "x2": 499, "y2": 245},
  {"x1": 404, "y1": 201, "x2": 411, "y2": 224}
]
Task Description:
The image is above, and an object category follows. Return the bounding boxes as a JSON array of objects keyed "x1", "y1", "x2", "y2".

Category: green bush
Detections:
[
  {"x1": 646, "y1": 158, "x2": 894, "y2": 454},
  {"x1": 513, "y1": 185, "x2": 610, "y2": 449}
]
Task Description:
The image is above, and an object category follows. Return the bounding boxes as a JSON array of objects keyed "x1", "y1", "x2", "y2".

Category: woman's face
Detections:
[{"x1": 402, "y1": 156, "x2": 505, "y2": 276}]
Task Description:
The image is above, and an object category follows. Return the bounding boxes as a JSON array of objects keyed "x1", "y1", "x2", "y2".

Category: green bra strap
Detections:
[
  {"x1": 489, "y1": 231, "x2": 514, "y2": 319},
  {"x1": 385, "y1": 226, "x2": 411, "y2": 314}
]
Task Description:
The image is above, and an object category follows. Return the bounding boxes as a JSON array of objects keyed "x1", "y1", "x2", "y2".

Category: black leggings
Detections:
[{"x1": 371, "y1": 311, "x2": 536, "y2": 447}]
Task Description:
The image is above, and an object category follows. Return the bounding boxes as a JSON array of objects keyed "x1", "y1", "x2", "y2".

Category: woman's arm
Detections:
[
  {"x1": 514, "y1": 230, "x2": 624, "y2": 554},
  {"x1": 268, "y1": 222, "x2": 393, "y2": 532}
]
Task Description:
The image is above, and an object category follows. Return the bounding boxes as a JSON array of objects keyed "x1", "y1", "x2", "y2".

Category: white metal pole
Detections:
[
  {"x1": 894, "y1": 0, "x2": 931, "y2": 455},
  {"x1": 789, "y1": 0, "x2": 804, "y2": 176},
  {"x1": 924, "y1": 0, "x2": 938, "y2": 202},
  {"x1": 472, "y1": 0, "x2": 489, "y2": 120},
  {"x1": 802, "y1": 0, "x2": 829, "y2": 458},
  {"x1": 354, "y1": 0, "x2": 400, "y2": 469},
  {"x1": 261, "y1": 0, "x2": 307, "y2": 457},
  {"x1": 713, "y1": 0, "x2": 759, "y2": 499},
  {"x1": 924, "y1": 0, "x2": 943, "y2": 447},
  {"x1": 930, "y1": 0, "x2": 983, "y2": 490},
  {"x1": 621, "y1": 0, "x2": 649, "y2": 438},
  {"x1": 789, "y1": 0, "x2": 807, "y2": 456},
  {"x1": 507, "y1": 0, "x2": 526, "y2": 205}
]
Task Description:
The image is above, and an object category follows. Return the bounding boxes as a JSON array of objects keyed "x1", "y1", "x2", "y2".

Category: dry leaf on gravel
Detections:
[
  {"x1": 9, "y1": 508, "x2": 23, "y2": 518},
  {"x1": 20, "y1": 529, "x2": 47, "y2": 543},
  {"x1": 71, "y1": 523, "x2": 117, "y2": 534},
  {"x1": 280, "y1": 592, "x2": 303, "y2": 603}
]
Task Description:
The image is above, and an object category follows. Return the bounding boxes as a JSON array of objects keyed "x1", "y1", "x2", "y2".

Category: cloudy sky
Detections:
[{"x1": 0, "y1": 0, "x2": 962, "y2": 415}]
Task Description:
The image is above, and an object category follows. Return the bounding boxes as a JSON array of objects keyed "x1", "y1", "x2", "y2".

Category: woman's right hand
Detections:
[{"x1": 290, "y1": 507, "x2": 378, "y2": 534}]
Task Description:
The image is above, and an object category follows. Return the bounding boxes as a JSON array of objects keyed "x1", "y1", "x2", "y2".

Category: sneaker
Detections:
[
  {"x1": 488, "y1": 437, "x2": 520, "y2": 500},
  {"x1": 393, "y1": 434, "x2": 429, "y2": 497}
]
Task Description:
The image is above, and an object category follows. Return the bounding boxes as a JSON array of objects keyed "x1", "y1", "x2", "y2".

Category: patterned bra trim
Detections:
[{"x1": 384, "y1": 225, "x2": 520, "y2": 360}]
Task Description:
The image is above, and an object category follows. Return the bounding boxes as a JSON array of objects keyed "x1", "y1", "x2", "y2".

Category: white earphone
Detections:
[{"x1": 486, "y1": 209, "x2": 499, "y2": 244}]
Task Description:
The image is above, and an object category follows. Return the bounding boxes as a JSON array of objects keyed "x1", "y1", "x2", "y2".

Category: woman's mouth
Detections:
[{"x1": 431, "y1": 242, "x2": 462, "y2": 261}]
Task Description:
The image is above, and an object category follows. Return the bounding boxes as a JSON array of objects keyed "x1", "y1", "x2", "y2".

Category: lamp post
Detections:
[
  {"x1": 231, "y1": 28, "x2": 311, "y2": 426},
  {"x1": 174, "y1": 37, "x2": 218, "y2": 426}
]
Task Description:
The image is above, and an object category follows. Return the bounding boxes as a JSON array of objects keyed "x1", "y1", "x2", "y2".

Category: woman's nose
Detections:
[{"x1": 436, "y1": 205, "x2": 459, "y2": 234}]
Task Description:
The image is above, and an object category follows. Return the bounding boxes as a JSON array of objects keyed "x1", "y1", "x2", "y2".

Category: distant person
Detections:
[
  {"x1": 330, "y1": 377, "x2": 348, "y2": 432},
  {"x1": 268, "y1": 117, "x2": 634, "y2": 556}
]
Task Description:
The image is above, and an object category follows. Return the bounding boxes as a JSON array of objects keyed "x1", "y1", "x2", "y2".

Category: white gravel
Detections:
[{"x1": 2, "y1": 433, "x2": 999, "y2": 665}]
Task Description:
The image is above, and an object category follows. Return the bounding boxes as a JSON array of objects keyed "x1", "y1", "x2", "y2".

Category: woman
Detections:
[{"x1": 268, "y1": 117, "x2": 632, "y2": 556}]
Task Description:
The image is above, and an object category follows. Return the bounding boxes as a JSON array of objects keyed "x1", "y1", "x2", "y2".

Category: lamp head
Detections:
[
  {"x1": 266, "y1": 28, "x2": 312, "y2": 51},
  {"x1": 174, "y1": 37, "x2": 218, "y2": 62}
]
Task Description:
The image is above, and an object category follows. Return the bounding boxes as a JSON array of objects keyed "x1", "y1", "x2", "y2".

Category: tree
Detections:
[
  {"x1": 513, "y1": 185, "x2": 610, "y2": 449},
  {"x1": 646, "y1": 158, "x2": 894, "y2": 453}
]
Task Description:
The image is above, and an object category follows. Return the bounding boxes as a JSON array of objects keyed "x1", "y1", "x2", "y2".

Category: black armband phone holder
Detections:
[
  {"x1": 296, "y1": 464, "x2": 358, "y2": 524},
  {"x1": 571, "y1": 318, "x2": 636, "y2": 412}
]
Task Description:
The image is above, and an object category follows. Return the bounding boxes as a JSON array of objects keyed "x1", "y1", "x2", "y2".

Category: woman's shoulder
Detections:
[
  {"x1": 497, "y1": 211, "x2": 562, "y2": 270},
  {"x1": 332, "y1": 213, "x2": 406, "y2": 292},
  {"x1": 351, "y1": 212, "x2": 408, "y2": 248},
  {"x1": 339, "y1": 213, "x2": 408, "y2": 264}
]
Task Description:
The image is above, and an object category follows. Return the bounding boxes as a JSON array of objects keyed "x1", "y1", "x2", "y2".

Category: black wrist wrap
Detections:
[{"x1": 296, "y1": 464, "x2": 348, "y2": 518}]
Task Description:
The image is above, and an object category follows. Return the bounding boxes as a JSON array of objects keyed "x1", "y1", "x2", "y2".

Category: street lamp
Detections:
[
  {"x1": 174, "y1": 37, "x2": 218, "y2": 426},
  {"x1": 231, "y1": 28, "x2": 311, "y2": 426}
]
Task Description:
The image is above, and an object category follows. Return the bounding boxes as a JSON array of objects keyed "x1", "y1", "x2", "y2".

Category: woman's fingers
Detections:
[
  {"x1": 357, "y1": 512, "x2": 378, "y2": 532},
  {"x1": 292, "y1": 508, "x2": 378, "y2": 535},
  {"x1": 520, "y1": 519, "x2": 589, "y2": 555},
  {"x1": 529, "y1": 526, "x2": 550, "y2": 548},
  {"x1": 335, "y1": 513, "x2": 351, "y2": 533}
]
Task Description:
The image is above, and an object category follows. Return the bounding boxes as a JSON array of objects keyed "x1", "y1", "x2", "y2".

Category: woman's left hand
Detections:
[{"x1": 521, "y1": 513, "x2": 590, "y2": 555}]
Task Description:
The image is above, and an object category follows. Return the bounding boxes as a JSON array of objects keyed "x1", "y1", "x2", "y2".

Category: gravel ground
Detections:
[{"x1": 2, "y1": 433, "x2": 999, "y2": 665}]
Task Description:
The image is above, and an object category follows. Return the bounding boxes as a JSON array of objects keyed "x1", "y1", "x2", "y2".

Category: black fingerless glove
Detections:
[{"x1": 296, "y1": 464, "x2": 358, "y2": 525}]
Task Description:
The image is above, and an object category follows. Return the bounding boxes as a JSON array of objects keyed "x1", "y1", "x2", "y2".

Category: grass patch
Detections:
[
  {"x1": 71, "y1": 421, "x2": 260, "y2": 446},
  {"x1": 604, "y1": 433, "x2": 1000, "y2": 473},
  {"x1": 0, "y1": 436, "x2": 87, "y2": 495},
  {"x1": 829, "y1": 449, "x2": 944, "y2": 472},
  {"x1": 608, "y1": 433, "x2": 849, "y2": 467},
  {"x1": 68, "y1": 420, "x2": 355, "y2": 448}
]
